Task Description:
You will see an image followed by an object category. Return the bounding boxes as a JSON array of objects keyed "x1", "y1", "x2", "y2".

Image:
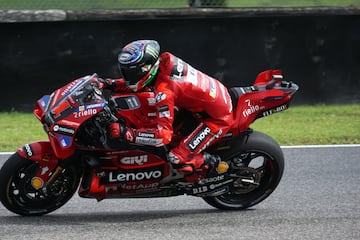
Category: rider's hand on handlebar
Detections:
[
  {"x1": 98, "y1": 78, "x2": 116, "y2": 90},
  {"x1": 108, "y1": 123, "x2": 135, "y2": 142}
]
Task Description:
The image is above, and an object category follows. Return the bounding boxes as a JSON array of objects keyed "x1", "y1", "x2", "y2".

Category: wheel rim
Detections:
[
  {"x1": 214, "y1": 150, "x2": 279, "y2": 208},
  {"x1": 6, "y1": 162, "x2": 78, "y2": 214}
]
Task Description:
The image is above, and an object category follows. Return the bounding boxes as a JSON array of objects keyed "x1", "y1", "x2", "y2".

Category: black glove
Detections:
[{"x1": 98, "y1": 78, "x2": 116, "y2": 90}]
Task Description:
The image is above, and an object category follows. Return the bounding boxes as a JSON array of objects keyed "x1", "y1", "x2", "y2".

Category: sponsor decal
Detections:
[
  {"x1": 242, "y1": 99, "x2": 261, "y2": 118},
  {"x1": 209, "y1": 78, "x2": 217, "y2": 98},
  {"x1": 192, "y1": 179, "x2": 233, "y2": 195},
  {"x1": 40, "y1": 95, "x2": 50, "y2": 109},
  {"x1": 73, "y1": 108, "x2": 97, "y2": 118},
  {"x1": 77, "y1": 103, "x2": 105, "y2": 111},
  {"x1": 185, "y1": 65, "x2": 198, "y2": 86},
  {"x1": 192, "y1": 186, "x2": 208, "y2": 194},
  {"x1": 108, "y1": 170, "x2": 162, "y2": 183},
  {"x1": 24, "y1": 144, "x2": 33, "y2": 157},
  {"x1": 155, "y1": 92, "x2": 166, "y2": 103},
  {"x1": 262, "y1": 104, "x2": 288, "y2": 117},
  {"x1": 61, "y1": 79, "x2": 83, "y2": 96},
  {"x1": 171, "y1": 57, "x2": 187, "y2": 80},
  {"x1": 135, "y1": 137, "x2": 163, "y2": 146},
  {"x1": 209, "y1": 179, "x2": 233, "y2": 190},
  {"x1": 120, "y1": 155, "x2": 148, "y2": 165},
  {"x1": 147, "y1": 97, "x2": 156, "y2": 106},
  {"x1": 122, "y1": 96, "x2": 140, "y2": 109},
  {"x1": 58, "y1": 135, "x2": 72, "y2": 147},
  {"x1": 53, "y1": 125, "x2": 75, "y2": 136},
  {"x1": 159, "y1": 110, "x2": 171, "y2": 118},
  {"x1": 104, "y1": 183, "x2": 160, "y2": 193},
  {"x1": 138, "y1": 132, "x2": 155, "y2": 138},
  {"x1": 86, "y1": 103, "x2": 106, "y2": 109},
  {"x1": 198, "y1": 175, "x2": 225, "y2": 185},
  {"x1": 206, "y1": 186, "x2": 229, "y2": 197},
  {"x1": 158, "y1": 105, "x2": 169, "y2": 112},
  {"x1": 119, "y1": 182, "x2": 159, "y2": 190},
  {"x1": 158, "y1": 105, "x2": 170, "y2": 118},
  {"x1": 187, "y1": 126, "x2": 212, "y2": 151}
]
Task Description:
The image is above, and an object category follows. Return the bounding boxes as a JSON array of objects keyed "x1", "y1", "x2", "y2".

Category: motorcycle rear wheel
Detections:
[
  {"x1": 0, "y1": 153, "x2": 81, "y2": 216},
  {"x1": 203, "y1": 130, "x2": 284, "y2": 210}
]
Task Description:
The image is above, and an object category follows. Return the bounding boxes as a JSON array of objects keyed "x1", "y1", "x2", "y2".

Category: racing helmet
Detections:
[{"x1": 118, "y1": 40, "x2": 160, "y2": 92}]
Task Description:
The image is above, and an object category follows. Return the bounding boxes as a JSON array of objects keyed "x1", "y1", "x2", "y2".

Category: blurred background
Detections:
[
  {"x1": 0, "y1": 1, "x2": 359, "y2": 111},
  {"x1": 0, "y1": 0, "x2": 358, "y2": 9}
]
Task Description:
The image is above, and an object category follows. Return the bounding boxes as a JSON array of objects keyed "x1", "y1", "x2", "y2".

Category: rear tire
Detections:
[
  {"x1": 0, "y1": 153, "x2": 81, "y2": 216},
  {"x1": 203, "y1": 130, "x2": 284, "y2": 210}
]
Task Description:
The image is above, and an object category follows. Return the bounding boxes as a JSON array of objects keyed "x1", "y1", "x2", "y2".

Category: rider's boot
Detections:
[{"x1": 168, "y1": 152, "x2": 229, "y2": 176}]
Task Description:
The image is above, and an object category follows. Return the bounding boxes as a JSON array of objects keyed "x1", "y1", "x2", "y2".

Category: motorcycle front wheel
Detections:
[
  {"x1": 0, "y1": 153, "x2": 81, "y2": 216},
  {"x1": 203, "y1": 130, "x2": 284, "y2": 210}
]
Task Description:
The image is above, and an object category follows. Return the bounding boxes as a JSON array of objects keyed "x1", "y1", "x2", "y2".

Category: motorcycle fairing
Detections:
[
  {"x1": 34, "y1": 74, "x2": 108, "y2": 159},
  {"x1": 230, "y1": 70, "x2": 298, "y2": 134},
  {"x1": 25, "y1": 71, "x2": 298, "y2": 201},
  {"x1": 17, "y1": 141, "x2": 59, "y2": 183},
  {"x1": 78, "y1": 149, "x2": 172, "y2": 200}
]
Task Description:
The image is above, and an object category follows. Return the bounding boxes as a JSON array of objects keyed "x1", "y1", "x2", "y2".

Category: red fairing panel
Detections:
[
  {"x1": 17, "y1": 141, "x2": 59, "y2": 182},
  {"x1": 78, "y1": 150, "x2": 171, "y2": 199}
]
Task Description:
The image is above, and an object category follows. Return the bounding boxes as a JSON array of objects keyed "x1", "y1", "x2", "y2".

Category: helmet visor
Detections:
[{"x1": 120, "y1": 65, "x2": 147, "y2": 85}]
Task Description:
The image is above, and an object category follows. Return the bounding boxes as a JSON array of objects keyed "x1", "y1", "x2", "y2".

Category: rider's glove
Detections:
[
  {"x1": 98, "y1": 78, "x2": 116, "y2": 90},
  {"x1": 108, "y1": 123, "x2": 135, "y2": 142}
]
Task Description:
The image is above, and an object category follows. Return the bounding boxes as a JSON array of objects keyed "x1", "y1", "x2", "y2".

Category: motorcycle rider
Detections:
[{"x1": 103, "y1": 40, "x2": 233, "y2": 175}]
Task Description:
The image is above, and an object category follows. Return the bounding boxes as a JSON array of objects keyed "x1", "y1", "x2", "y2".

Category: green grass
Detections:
[
  {"x1": 226, "y1": 0, "x2": 360, "y2": 7},
  {"x1": 251, "y1": 104, "x2": 360, "y2": 145},
  {"x1": 0, "y1": 112, "x2": 47, "y2": 152},
  {"x1": 0, "y1": 104, "x2": 359, "y2": 152},
  {"x1": 0, "y1": 0, "x2": 358, "y2": 10}
]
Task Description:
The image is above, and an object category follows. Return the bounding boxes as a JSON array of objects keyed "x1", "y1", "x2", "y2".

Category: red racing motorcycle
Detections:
[{"x1": 0, "y1": 70, "x2": 298, "y2": 216}]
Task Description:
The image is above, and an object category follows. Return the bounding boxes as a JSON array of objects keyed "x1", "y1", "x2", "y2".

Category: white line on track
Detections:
[
  {"x1": 281, "y1": 144, "x2": 360, "y2": 149},
  {"x1": 0, "y1": 152, "x2": 14, "y2": 155}
]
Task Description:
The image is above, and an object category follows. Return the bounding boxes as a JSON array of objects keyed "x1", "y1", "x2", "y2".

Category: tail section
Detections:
[{"x1": 229, "y1": 70, "x2": 299, "y2": 133}]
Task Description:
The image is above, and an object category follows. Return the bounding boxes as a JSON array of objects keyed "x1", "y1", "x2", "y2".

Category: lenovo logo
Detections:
[
  {"x1": 188, "y1": 126, "x2": 211, "y2": 150},
  {"x1": 109, "y1": 170, "x2": 162, "y2": 183}
]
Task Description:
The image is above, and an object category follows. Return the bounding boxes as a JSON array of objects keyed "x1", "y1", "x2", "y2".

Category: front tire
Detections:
[
  {"x1": 0, "y1": 153, "x2": 81, "y2": 216},
  {"x1": 203, "y1": 130, "x2": 284, "y2": 210}
]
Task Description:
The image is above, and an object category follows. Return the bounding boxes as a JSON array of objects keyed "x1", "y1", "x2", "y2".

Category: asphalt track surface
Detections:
[{"x1": 0, "y1": 146, "x2": 359, "y2": 240}]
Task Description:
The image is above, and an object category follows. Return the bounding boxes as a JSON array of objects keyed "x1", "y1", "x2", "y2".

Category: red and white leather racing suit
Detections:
[{"x1": 112, "y1": 52, "x2": 234, "y2": 170}]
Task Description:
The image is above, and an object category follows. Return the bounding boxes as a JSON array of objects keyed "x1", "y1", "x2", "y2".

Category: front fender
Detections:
[{"x1": 17, "y1": 141, "x2": 60, "y2": 182}]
